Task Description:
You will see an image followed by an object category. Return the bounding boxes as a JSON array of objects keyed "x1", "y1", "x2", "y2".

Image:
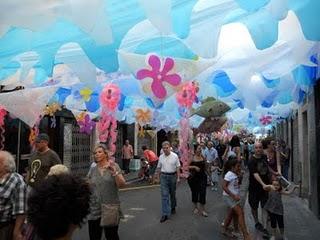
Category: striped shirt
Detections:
[{"x1": 0, "y1": 172, "x2": 27, "y2": 223}]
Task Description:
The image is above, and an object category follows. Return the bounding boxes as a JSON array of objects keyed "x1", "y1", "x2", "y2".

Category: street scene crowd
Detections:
[{"x1": 0, "y1": 131, "x2": 299, "y2": 240}]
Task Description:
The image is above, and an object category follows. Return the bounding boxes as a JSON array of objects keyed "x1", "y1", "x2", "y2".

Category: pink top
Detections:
[{"x1": 122, "y1": 144, "x2": 133, "y2": 159}]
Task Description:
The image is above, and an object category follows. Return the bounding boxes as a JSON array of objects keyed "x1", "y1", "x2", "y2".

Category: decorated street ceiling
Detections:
[{"x1": 0, "y1": 0, "x2": 319, "y2": 130}]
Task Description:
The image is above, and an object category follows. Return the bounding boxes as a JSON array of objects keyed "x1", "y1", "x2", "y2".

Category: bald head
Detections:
[{"x1": 254, "y1": 142, "x2": 264, "y2": 156}]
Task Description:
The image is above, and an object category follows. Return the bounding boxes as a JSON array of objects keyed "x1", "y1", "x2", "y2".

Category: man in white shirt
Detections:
[{"x1": 157, "y1": 141, "x2": 180, "y2": 223}]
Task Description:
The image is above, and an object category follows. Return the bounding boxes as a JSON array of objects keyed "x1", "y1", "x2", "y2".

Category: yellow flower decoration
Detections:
[
  {"x1": 135, "y1": 109, "x2": 152, "y2": 126},
  {"x1": 138, "y1": 124, "x2": 145, "y2": 138},
  {"x1": 29, "y1": 128, "x2": 37, "y2": 145},
  {"x1": 76, "y1": 112, "x2": 87, "y2": 122},
  {"x1": 43, "y1": 103, "x2": 62, "y2": 116},
  {"x1": 80, "y1": 88, "x2": 93, "y2": 102}
]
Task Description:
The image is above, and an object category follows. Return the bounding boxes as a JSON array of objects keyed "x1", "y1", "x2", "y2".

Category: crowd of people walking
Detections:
[{"x1": 0, "y1": 131, "x2": 297, "y2": 240}]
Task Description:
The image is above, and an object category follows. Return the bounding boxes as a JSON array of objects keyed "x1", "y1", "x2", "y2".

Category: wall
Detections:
[{"x1": 275, "y1": 83, "x2": 319, "y2": 218}]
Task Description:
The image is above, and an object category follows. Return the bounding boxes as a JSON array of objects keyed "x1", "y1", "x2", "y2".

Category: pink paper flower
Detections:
[
  {"x1": 176, "y1": 82, "x2": 197, "y2": 108},
  {"x1": 260, "y1": 115, "x2": 272, "y2": 125},
  {"x1": 100, "y1": 83, "x2": 121, "y2": 111},
  {"x1": 137, "y1": 55, "x2": 181, "y2": 99}
]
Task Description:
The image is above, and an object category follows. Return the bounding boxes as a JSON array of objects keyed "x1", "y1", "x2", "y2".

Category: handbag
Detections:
[{"x1": 100, "y1": 203, "x2": 120, "y2": 227}]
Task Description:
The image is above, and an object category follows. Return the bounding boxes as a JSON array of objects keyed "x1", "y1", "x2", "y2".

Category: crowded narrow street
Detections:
[
  {"x1": 1, "y1": 1, "x2": 320, "y2": 240},
  {"x1": 73, "y1": 175, "x2": 320, "y2": 240}
]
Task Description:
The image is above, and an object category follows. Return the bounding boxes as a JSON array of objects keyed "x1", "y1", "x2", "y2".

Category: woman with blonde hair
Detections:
[{"x1": 87, "y1": 144, "x2": 126, "y2": 240}]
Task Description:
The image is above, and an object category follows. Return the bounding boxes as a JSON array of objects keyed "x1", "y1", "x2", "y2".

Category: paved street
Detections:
[{"x1": 73, "y1": 172, "x2": 320, "y2": 240}]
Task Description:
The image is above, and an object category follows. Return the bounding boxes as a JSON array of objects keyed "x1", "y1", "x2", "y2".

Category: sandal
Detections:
[
  {"x1": 201, "y1": 211, "x2": 208, "y2": 217},
  {"x1": 193, "y1": 208, "x2": 199, "y2": 214}
]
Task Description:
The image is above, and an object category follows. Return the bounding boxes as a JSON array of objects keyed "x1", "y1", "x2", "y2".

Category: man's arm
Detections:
[
  {"x1": 176, "y1": 157, "x2": 181, "y2": 182},
  {"x1": 13, "y1": 215, "x2": 25, "y2": 240},
  {"x1": 130, "y1": 145, "x2": 134, "y2": 158},
  {"x1": 253, "y1": 173, "x2": 269, "y2": 190}
]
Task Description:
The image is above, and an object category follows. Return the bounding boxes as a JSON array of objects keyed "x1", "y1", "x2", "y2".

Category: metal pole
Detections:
[{"x1": 16, "y1": 120, "x2": 21, "y2": 173}]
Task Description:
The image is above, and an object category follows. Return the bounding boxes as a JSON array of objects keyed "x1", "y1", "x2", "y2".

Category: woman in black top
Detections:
[{"x1": 187, "y1": 144, "x2": 208, "y2": 217}]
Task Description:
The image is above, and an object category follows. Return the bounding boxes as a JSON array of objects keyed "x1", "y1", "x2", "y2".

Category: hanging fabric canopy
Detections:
[{"x1": 0, "y1": 0, "x2": 319, "y2": 130}]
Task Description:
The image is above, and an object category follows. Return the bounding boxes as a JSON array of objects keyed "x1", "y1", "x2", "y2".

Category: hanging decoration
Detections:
[
  {"x1": 175, "y1": 82, "x2": 197, "y2": 176},
  {"x1": 259, "y1": 115, "x2": 273, "y2": 125},
  {"x1": 135, "y1": 108, "x2": 152, "y2": 138},
  {"x1": 76, "y1": 112, "x2": 96, "y2": 135},
  {"x1": 98, "y1": 83, "x2": 121, "y2": 154},
  {"x1": 136, "y1": 54, "x2": 182, "y2": 100},
  {"x1": 29, "y1": 116, "x2": 41, "y2": 147},
  {"x1": 137, "y1": 125, "x2": 145, "y2": 138},
  {"x1": 0, "y1": 106, "x2": 7, "y2": 150},
  {"x1": 135, "y1": 108, "x2": 152, "y2": 126},
  {"x1": 43, "y1": 103, "x2": 62, "y2": 128}
]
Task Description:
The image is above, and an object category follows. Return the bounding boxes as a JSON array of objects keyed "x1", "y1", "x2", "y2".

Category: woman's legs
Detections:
[
  {"x1": 223, "y1": 208, "x2": 234, "y2": 229},
  {"x1": 233, "y1": 205, "x2": 251, "y2": 240},
  {"x1": 88, "y1": 219, "x2": 103, "y2": 240},
  {"x1": 104, "y1": 225, "x2": 119, "y2": 240}
]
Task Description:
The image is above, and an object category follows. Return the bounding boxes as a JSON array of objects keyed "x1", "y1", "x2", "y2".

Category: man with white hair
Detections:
[
  {"x1": 157, "y1": 141, "x2": 181, "y2": 223},
  {"x1": 0, "y1": 151, "x2": 26, "y2": 240}
]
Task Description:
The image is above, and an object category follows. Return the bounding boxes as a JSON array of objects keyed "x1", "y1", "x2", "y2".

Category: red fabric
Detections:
[{"x1": 144, "y1": 150, "x2": 158, "y2": 163}]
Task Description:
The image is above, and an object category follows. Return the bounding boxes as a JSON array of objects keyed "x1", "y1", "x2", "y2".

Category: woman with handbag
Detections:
[{"x1": 87, "y1": 144, "x2": 126, "y2": 240}]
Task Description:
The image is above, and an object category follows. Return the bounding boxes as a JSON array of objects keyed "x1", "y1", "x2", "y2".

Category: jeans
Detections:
[{"x1": 160, "y1": 174, "x2": 177, "y2": 216}]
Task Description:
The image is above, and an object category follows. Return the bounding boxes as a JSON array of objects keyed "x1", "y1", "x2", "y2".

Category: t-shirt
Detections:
[
  {"x1": 143, "y1": 150, "x2": 158, "y2": 163},
  {"x1": 28, "y1": 149, "x2": 61, "y2": 187},
  {"x1": 223, "y1": 171, "x2": 239, "y2": 196},
  {"x1": 157, "y1": 152, "x2": 180, "y2": 173},
  {"x1": 203, "y1": 147, "x2": 218, "y2": 163},
  {"x1": 248, "y1": 154, "x2": 270, "y2": 193}
]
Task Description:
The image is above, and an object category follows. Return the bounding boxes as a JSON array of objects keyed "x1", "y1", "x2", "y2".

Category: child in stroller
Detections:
[{"x1": 138, "y1": 157, "x2": 150, "y2": 181}]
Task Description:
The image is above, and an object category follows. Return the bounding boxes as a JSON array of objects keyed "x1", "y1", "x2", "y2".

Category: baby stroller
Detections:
[{"x1": 138, "y1": 158, "x2": 150, "y2": 181}]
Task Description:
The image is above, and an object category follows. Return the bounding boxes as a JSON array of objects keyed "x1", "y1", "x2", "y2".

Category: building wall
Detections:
[{"x1": 275, "y1": 82, "x2": 319, "y2": 218}]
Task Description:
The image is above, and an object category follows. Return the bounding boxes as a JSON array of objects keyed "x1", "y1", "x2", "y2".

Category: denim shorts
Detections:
[{"x1": 223, "y1": 195, "x2": 241, "y2": 208}]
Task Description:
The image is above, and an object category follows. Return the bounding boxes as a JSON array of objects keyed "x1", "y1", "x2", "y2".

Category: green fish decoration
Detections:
[
  {"x1": 194, "y1": 116, "x2": 228, "y2": 134},
  {"x1": 190, "y1": 97, "x2": 230, "y2": 118}
]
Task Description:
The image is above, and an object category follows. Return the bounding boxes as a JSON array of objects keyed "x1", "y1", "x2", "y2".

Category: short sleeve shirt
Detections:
[
  {"x1": 143, "y1": 150, "x2": 158, "y2": 163},
  {"x1": 87, "y1": 163, "x2": 121, "y2": 220},
  {"x1": 203, "y1": 147, "x2": 218, "y2": 163},
  {"x1": 0, "y1": 173, "x2": 26, "y2": 222},
  {"x1": 28, "y1": 149, "x2": 61, "y2": 187},
  {"x1": 157, "y1": 152, "x2": 180, "y2": 173},
  {"x1": 223, "y1": 171, "x2": 240, "y2": 196},
  {"x1": 248, "y1": 154, "x2": 270, "y2": 192}
]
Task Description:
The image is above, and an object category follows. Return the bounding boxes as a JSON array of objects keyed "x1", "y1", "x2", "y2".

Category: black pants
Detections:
[
  {"x1": 122, "y1": 159, "x2": 130, "y2": 174},
  {"x1": 188, "y1": 175, "x2": 207, "y2": 205},
  {"x1": 88, "y1": 219, "x2": 119, "y2": 240},
  {"x1": 268, "y1": 211, "x2": 284, "y2": 229}
]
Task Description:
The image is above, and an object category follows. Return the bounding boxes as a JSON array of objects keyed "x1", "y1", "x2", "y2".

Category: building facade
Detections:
[{"x1": 276, "y1": 80, "x2": 320, "y2": 218}]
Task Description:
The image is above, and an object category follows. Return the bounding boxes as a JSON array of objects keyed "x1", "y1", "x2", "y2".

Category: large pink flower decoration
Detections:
[
  {"x1": 260, "y1": 115, "x2": 272, "y2": 125},
  {"x1": 100, "y1": 83, "x2": 121, "y2": 111},
  {"x1": 176, "y1": 82, "x2": 197, "y2": 108},
  {"x1": 136, "y1": 55, "x2": 182, "y2": 99}
]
